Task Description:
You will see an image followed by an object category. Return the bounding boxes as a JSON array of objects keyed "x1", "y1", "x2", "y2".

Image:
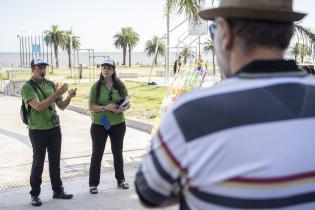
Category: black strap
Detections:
[
  {"x1": 28, "y1": 79, "x2": 53, "y2": 111},
  {"x1": 96, "y1": 81, "x2": 102, "y2": 105},
  {"x1": 24, "y1": 80, "x2": 37, "y2": 116}
]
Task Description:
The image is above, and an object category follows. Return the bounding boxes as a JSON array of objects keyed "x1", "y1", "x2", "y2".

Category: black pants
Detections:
[
  {"x1": 89, "y1": 122, "x2": 126, "y2": 187},
  {"x1": 29, "y1": 126, "x2": 63, "y2": 196}
]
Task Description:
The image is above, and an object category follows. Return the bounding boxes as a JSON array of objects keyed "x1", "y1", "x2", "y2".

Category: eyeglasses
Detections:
[
  {"x1": 108, "y1": 90, "x2": 113, "y2": 101},
  {"x1": 34, "y1": 65, "x2": 47, "y2": 70},
  {"x1": 101, "y1": 65, "x2": 114, "y2": 70},
  {"x1": 209, "y1": 22, "x2": 217, "y2": 40}
]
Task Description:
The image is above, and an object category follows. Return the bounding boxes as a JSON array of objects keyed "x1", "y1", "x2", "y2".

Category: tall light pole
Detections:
[
  {"x1": 70, "y1": 30, "x2": 73, "y2": 77},
  {"x1": 17, "y1": 35, "x2": 22, "y2": 68},
  {"x1": 166, "y1": 17, "x2": 170, "y2": 80}
]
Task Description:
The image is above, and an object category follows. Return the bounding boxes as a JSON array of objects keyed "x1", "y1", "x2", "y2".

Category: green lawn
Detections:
[{"x1": 68, "y1": 81, "x2": 166, "y2": 123}]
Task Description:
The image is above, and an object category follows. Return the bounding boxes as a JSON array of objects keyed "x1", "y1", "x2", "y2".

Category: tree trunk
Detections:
[
  {"x1": 122, "y1": 47, "x2": 126, "y2": 66},
  {"x1": 54, "y1": 44, "x2": 59, "y2": 69},
  {"x1": 313, "y1": 44, "x2": 315, "y2": 62},
  {"x1": 166, "y1": 14, "x2": 170, "y2": 79},
  {"x1": 128, "y1": 46, "x2": 132, "y2": 67},
  {"x1": 67, "y1": 48, "x2": 71, "y2": 69},
  {"x1": 212, "y1": 50, "x2": 215, "y2": 76},
  {"x1": 154, "y1": 54, "x2": 158, "y2": 65}
]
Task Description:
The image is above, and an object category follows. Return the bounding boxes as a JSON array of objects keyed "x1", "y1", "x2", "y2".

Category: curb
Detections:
[{"x1": 67, "y1": 106, "x2": 153, "y2": 134}]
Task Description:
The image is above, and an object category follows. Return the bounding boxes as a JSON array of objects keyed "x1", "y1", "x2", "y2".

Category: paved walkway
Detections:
[{"x1": 0, "y1": 95, "x2": 177, "y2": 210}]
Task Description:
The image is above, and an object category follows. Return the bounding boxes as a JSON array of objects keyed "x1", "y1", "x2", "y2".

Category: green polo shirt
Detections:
[
  {"x1": 89, "y1": 83, "x2": 125, "y2": 126},
  {"x1": 21, "y1": 79, "x2": 63, "y2": 130}
]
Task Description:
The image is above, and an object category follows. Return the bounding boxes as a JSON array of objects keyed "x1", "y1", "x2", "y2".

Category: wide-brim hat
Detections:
[
  {"x1": 199, "y1": 0, "x2": 306, "y2": 22},
  {"x1": 101, "y1": 58, "x2": 115, "y2": 68}
]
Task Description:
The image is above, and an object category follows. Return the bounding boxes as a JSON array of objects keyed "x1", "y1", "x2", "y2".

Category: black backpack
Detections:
[
  {"x1": 20, "y1": 80, "x2": 55, "y2": 125},
  {"x1": 20, "y1": 80, "x2": 36, "y2": 125}
]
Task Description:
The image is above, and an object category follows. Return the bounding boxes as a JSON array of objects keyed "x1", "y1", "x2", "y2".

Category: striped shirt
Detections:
[{"x1": 135, "y1": 60, "x2": 315, "y2": 210}]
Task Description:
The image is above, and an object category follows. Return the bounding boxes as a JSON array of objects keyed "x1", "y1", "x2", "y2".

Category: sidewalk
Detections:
[
  {"x1": 0, "y1": 165, "x2": 177, "y2": 210},
  {"x1": 0, "y1": 95, "x2": 177, "y2": 210}
]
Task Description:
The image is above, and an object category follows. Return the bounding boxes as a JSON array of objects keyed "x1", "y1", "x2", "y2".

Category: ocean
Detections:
[{"x1": 0, "y1": 51, "x2": 178, "y2": 68}]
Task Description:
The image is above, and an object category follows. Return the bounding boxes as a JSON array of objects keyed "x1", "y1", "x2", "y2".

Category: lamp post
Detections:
[{"x1": 17, "y1": 35, "x2": 22, "y2": 68}]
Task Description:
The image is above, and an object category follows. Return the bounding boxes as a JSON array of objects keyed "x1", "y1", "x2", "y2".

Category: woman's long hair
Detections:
[{"x1": 95, "y1": 65, "x2": 128, "y2": 104}]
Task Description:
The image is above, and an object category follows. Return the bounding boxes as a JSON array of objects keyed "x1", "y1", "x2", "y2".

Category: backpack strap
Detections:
[
  {"x1": 95, "y1": 82, "x2": 101, "y2": 105},
  {"x1": 22, "y1": 80, "x2": 37, "y2": 117},
  {"x1": 46, "y1": 80, "x2": 56, "y2": 91},
  {"x1": 28, "y1": 79, "x2": 53, "y2": 111}
]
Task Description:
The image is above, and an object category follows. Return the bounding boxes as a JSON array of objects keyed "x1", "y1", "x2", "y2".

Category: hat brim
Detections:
[
  {"x1": 34, "y1": 62, "x2": 49, "y2": 66},
  {"x1": 101, "y1": 63, "x2": 115, "y2": 67},
  {"x1": 199, "y1": 7, "x2": 306, "y2": 22}
]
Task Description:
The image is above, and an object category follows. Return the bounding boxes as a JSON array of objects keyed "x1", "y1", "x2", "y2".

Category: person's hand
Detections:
[
  {"x1": 102, "y1": 103, "x2": 117, "y2": 112},
  {"x1": 68, "y1": 88, "x2": 77, "y2": 98},
  {"x1": 55, "y1": 83, "x2": 68, "y2": 96},
  {"x1": 113, "y1": 102, "x2": 130, "y2": 113}
]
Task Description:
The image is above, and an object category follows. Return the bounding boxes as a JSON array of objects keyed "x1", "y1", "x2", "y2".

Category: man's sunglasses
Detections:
[{"x1": 209, "y1": 22, "x2": 217, "y2": 40}]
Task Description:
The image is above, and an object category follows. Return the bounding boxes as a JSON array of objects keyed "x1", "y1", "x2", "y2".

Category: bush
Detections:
[{"x1": 0, "y1": 72, "x2": 8, "y2": 80}]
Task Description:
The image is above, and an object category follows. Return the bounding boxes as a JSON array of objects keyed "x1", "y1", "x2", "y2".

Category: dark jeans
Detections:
[
  {"x1": 89, "y1": 122, "x2": 126, "y2": 187},
  {"x1": 29, "y1": 126, "x2": 63, "y2": 196}
]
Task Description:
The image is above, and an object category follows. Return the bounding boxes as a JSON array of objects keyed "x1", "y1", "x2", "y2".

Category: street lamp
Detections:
[{"x1": 17, "y1": 35, "x2": 22, "y2": 68}]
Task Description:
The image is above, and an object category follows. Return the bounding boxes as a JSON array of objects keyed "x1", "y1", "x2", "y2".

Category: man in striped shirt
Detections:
[{"x1": 135, "y1": 0, "x2": 315, "y2": 209}]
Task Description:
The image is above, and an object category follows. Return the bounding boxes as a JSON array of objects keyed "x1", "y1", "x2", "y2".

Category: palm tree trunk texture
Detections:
[
  {"x1": 212, "y1": 51, "x2": 215, "y2": 76},
  {"x1": 67, "y1": 48, "x2": 71, "y2": 69},
  {"x1": 166, "y1": 14, "x2": 170, "y2": 79},
  {"x1": 54, "y1": 44, "x2": 59, "y2": 69},
  {"x1": 128, "y1": 47, "x2": 132, "y2": 67},
  {"x1": 123, "y1": 47, "x2": 126, "y2": 66}
]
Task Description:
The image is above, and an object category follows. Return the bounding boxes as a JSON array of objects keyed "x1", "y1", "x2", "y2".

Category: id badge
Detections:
[{"x1": 52, "y1": 114, "x2": 60, "y2": 125}]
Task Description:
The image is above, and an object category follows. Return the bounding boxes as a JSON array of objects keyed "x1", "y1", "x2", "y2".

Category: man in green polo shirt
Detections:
[{"x1": 21, "y1": 57, "x2": 77, "y2": 206}]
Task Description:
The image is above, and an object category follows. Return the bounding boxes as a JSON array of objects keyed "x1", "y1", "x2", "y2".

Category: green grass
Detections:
[
  {"x1": 0, "y1": 72, "x2": 9, "y2": 80},
  {"x1": 125, "y1": 81, "x2": 166, "y2": 121},
  {"x1": 68, "y1": 81, "x2": 166, "y2": 123}
]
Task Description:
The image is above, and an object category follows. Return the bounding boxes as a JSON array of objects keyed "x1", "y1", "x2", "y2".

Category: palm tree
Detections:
[
  {"x1": 294, "y1": 24, "x2": 315, "y2": 62},
  {"x1": 290, "y1": 43, "x2": 300, "y2": 62},
  {"x1": 113, "y1": 28, "x2": 129, "y2": 66},
  {"x1": 61, "y1": 30, "x2": 81, "y2": 68},
  {"x1": 299, "y1": 44, "x2": 312, "y2": 63},
  {"x1": 290, "y1": 43, "x2": 312, "y2": 63},
  {"x1": 203, "y1": 38, "x2": 215, "y2": 75},
  {"x1": 44, "y1": 25, "x2": 65, "y2": 69},
  {"x1": 181, "y1": 47, "x2": 192, "y2": 64},
  {"x1": 144, "y1": 36, "x2": 165, "y2": 65},
  {"x1": 125, "y1": 27, "x2": 140, "y2": 67},
  {"x1": 165, "y1": 0, "x2": 206, "y2": 75}
]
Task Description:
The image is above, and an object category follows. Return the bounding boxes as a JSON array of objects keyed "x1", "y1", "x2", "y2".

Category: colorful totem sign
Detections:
[{"x1": 152, "y1": 65, "x2": 207, "y2": 134}]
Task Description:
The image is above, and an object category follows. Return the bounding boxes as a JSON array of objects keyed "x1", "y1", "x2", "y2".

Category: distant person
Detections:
[
  {"x1": 196, "y1": 55, "x2": 204, "y2": 72},
  {"x1": 135, "y1": 1, "x2": 315, "y2": 209},
  {"x1": 173, "y1": 55, "x2": 182, "y2": 75},
  {"x1": 21, "y1": 58, "x2": 76, "y2": 206},
  {"x1": 88, "y1": 58, "x2": 130, "y2": 194}
]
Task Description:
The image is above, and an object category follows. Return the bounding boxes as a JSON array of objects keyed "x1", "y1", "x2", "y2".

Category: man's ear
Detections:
[{"x1": 217, "y1": 18, "x2": 234, "y2": 52}]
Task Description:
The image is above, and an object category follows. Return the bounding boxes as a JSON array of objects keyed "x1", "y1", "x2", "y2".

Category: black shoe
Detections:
[
  {"x1": 31, "y1": 196, "x2": 42, "y2": 206},
  {"x1": 117, "y1": 181, "x2": 129, "y2": 189},
  {"x1": 89, "y1": 186, "x2": 98, "y2": 194},
  {"x1": 53, "y1": 191, "x2": 73, "y2": 199}
]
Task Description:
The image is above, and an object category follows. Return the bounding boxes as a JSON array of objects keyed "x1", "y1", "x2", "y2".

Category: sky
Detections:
[{"x1": 0, "y1": 0, "x2": 314, "y2": 52}]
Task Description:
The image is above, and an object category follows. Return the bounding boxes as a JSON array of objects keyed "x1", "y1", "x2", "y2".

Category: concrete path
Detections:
[{"x1": 0, "y1": 94, "x2": 177, "y2": 210}]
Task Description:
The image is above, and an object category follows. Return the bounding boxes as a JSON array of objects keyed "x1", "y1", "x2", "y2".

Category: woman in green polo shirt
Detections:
[{"x1": 88, "y1": 58, "x2": 130, "y2": 194}]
